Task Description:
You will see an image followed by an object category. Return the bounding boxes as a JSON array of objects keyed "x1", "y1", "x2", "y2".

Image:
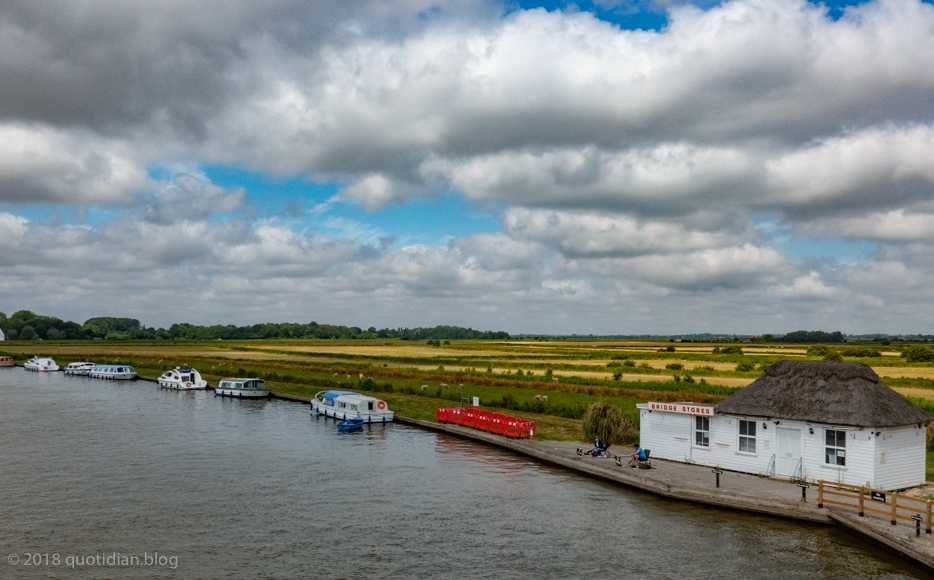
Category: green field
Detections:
[{"x1": 3, "y1": 338, "x2": 934, "y2": 444}]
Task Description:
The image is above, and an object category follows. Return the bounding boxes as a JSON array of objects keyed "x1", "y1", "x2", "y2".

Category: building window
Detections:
[
  {"x1": 695, "y1": 416, "x2": 710, "y2": 447},
  {"x1": 825, "y1": 429, "x2": 846, "y2": 466},
  {"x1": 739, "y1": 420, "x2": 756, "y2": 453}
]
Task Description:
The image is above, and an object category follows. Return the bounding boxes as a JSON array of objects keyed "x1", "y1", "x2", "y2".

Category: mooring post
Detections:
[
  {"x1": 913, "y1": 514, "x2": 922, "y2": 537},
  {"x1": 818, "y1": 480, "x2": 823, "y2": 508},
  {"x1": 927, "y1": 500, "x2": 932, "y2": 534},
  {"x1": 798, "y1": 483, "x2": 809, "y2": 502},
  {"x1": 891, "y1": 494, "x2": 898, "y2": 526},
  {"x1": 712, "y1": 468, "x2": 723, "y2": 488},
  {"x1": 859, "y1": 486, "x2": 864, "y2": 517}
]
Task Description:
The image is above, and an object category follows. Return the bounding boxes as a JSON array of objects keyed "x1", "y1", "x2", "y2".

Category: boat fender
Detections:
[{"x1": 377, "y1": 401, "x2": 386, "y2": 410}]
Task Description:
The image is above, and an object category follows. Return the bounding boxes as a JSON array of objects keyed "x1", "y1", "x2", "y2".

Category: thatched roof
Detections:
[{"x1": 716, "y1": 360, "x2": 934, "y2": 428}]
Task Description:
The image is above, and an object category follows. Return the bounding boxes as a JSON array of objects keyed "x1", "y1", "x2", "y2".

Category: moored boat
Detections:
[
  {"x1": 89, "y1": 364, "x2": 138, "y2": 380},
  {"x1": 310, "y1": 390, "x2": 394, "y2": 423},
  {"x1": 0, "y1": 356, "x2": 14, "y2": 367},
  {"x1": 64, "y1": 362, "x2": 96, "y2": 376},
  {"x1": 337, "y1": 417, "x2": 365, "y2": 432},
  {"x1": 24, "y1": 357, "x2": 60, "y2": 372},
  {"x1": 214, "y1": 377, "x2": 269, "y2": 398},
  {"x1": 158, "y1": 367, "x2": 208, "y2": 390}
]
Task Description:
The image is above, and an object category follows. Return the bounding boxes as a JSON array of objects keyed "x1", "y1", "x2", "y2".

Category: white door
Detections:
[{"x1": 776, "y1": 428, "x2": 802, "y2": 477}]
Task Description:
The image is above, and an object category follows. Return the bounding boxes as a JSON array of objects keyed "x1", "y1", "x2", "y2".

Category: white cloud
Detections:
[
  {"x1": 3, "y1": 0, "x2": 934, "y2": 333},
  {"x1": 503, "y1": 208, "x2": 752, "y2": 257},
  {"x1": 0, "y1": 124, "x2": 152, "y2": 204}
]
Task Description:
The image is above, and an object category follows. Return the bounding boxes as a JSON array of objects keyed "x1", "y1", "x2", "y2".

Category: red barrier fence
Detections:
[{"x1": 437, "y1": 407, "x2": 535, "y2": 438}]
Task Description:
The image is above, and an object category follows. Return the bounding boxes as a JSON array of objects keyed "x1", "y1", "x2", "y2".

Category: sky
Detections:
[{"x1": 2, "y1": 0, "x2": 934, "y2": 335}]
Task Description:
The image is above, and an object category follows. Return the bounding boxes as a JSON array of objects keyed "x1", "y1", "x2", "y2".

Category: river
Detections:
[{"x1": 0, "y1": 369, "x2": 924, "y2": 579}]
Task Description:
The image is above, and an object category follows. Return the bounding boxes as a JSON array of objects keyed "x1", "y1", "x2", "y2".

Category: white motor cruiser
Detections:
[
  {"x1": 89, "y1": 365, "x2": 138, "y2": 380},
  {"x1": 64, "y1": 362, "x2": 96, "y2": 376},
  {"x1": 158, "y1": 367, "x2": 208, "y2": 390},
  {"x1": 214, "y1": 378, "x2": 270, "y2": 398},
  {"x1": 310, "y1": 390, "x2": 394, "y2": 423},
  {"x1": 24, "y1": 357, "x2": 60, "y2": 372}
]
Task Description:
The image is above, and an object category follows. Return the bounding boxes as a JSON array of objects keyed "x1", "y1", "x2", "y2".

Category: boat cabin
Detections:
[
  {"x1": 90, "y1": 364, "x2": 137, "y2": 379},
  {"x1": 218, "y1": 378, "x2": 266, "y2": 390},
  {"x1": 637, "y1": 361, "x2": 933, "y2": 491},
  {"x1": 0, "y1": 356, "x2": 14, "y2": 367}
]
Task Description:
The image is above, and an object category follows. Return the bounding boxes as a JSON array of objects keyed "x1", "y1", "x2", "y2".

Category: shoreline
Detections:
[
  {"x1": 18, "y1": 369, "x2": 934, "y2": 573},
  {"x1": 262, "y1": 387, "x2": 934, "y2": 573}
]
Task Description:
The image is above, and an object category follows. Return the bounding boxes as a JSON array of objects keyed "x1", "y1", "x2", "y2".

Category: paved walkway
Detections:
[
  {"x1": 534, "y1": 440, "x2": 934, "y2": 566},
  {"x1": 230, "y1": 387, "x2": 934, "y2": 572},
  {"x1": 534, "y1": 440, "x2": 813, "y2": 505},
  {"x1": 393, "y1": 416, "x2": 934, "y2": 572}
]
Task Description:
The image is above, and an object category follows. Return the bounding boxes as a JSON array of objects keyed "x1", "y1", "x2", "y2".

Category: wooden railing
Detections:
[{"x1": 818, "y1": 480, "x2": 932, "y2": 532}]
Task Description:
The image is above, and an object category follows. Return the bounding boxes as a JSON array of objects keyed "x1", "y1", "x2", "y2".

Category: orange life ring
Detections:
[{"x1": 377, "y1": 401, "x2": 386, "y2": 410}]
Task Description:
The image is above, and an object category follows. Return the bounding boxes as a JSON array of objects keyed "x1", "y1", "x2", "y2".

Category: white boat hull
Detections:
[
  {"x1": 64, "y1": 369, "x2": 90, "y2": 375},
  {"x1": 310, "y1": 400, "x2": 394, "y2": 423},
  {"x1": 24, "y1": 362, "x2": 60, "y2": 372},
  {"x1": 159, "y1": 380, "x2": 207, "y2": 390},
  {"x1": 214, "y1": 387, "x2": 270, "y2": 398},
  {"x1": 156, "y1": 379, "x2": 208, "y2": 391}
]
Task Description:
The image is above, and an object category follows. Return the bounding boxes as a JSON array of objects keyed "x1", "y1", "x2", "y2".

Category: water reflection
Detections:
[{"x1": 0, "y1": 368, "x2": 925, "y2": 579}]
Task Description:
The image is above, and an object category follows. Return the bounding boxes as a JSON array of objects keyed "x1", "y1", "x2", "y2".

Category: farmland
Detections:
[{"x1": 3, "y1": 338, "x2": 934, "y2": 444}]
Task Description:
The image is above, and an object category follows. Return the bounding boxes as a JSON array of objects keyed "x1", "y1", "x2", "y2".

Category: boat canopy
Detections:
[{"x1": 321, "y1": 390, "x2": 360, "y2": 399}]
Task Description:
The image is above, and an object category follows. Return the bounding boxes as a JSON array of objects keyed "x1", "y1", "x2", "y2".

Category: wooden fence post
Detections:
[
  {"x1": 859, "y1": 486, "x2": 864, "y2": 517},
  {"x1": 817, "y1": 480, "x2": 823, "y2": 508},
  {"x1": 891, "y1": 493, "x2": 898, "y2": 526},
  {"x1": 927, "y1": 500, "x2": 932, "y2": 534}
]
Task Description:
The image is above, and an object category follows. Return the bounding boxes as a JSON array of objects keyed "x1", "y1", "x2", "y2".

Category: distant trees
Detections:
[
  {"x1": 0, "y1": 310, "x2": 510, "y2": 342},
  {"x1": 782, "y1": 330, "x2": 844, "y2": 343},
  {"x1": 0, "y1": 310, "x2": 87, "y2": 340}
]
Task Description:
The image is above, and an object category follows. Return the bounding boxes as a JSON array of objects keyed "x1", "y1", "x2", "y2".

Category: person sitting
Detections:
[
  {"x1": 586, "y1": 437, "x2": 606, "y2": 456},
  {"x1": 629, "y1": 444, "x2": 647, "y2": 467}
]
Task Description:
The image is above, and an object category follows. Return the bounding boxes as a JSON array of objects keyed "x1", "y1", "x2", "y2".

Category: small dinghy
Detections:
[{"x1": 337, "y1": 417, "x2": 365, "y2": 432}]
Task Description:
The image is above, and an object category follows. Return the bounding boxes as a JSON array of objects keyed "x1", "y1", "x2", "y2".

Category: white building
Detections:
[
  {"x1": 0, "y1": 328, "x2": 4, "y2": 341},
  {"x1": 637, "y1": 360, "x2": 933, "y2": 491}
]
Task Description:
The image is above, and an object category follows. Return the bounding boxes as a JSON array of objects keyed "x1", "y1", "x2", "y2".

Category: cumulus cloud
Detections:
[
  {"x1": 503, "y1": 208, "x2": 753, "y2": 257},
  {"x1": 3, "y1": 0, "x2": 934, "y2": 332},
  {"x1": 0, "y1": 124, "x2": 152, "y2": 204}
]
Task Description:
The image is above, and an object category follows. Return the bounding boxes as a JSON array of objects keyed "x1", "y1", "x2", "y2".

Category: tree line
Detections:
[{"x1": 0, "y1": 310, "x2": 510, "y2": 341}]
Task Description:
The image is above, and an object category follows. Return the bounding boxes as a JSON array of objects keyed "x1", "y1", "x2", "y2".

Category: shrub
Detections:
[
  {"x1": 612, "y1": 372, "x2": 622, "y2": 381},
  {"x1": 622, "y1": 360, "x2": 636, "y2": 368},
  {"x1": 665, "y1": 363, "x2": 683, "y2": 370},
  {"x1": 902, "y1": 345, "x2": 934, "y2": 363},
  {"x1": 721, "y1": 345, "x2": 743, "y2": 355},
  {"x1": 666, "y1": 345, "x2": 676, "y2": 352},
  {"x1": 711, "y1": 347, "x2": 721, "y2": 354},
  {"x1": 638, "y1": 363, "x2": 652, "y2": 370},
  {"x1": 682, "y1": 374, "x2": 695, "y2": 384},
  {"x1": 807, "y1": 344, "x2": 830, "y2": 357},
  {"x1": 823, "y1": 350, "x2": 843, "y2": 362},
  {"x1": 736, "y1": 361, "x2": 756, "y2": 372},
  {"x1": 582, "y1": 401, "x2": 638, "y2": 446}
]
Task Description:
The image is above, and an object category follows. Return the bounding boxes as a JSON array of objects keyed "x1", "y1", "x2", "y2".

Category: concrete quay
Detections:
[
  {"x1": 392, "y1": 415, "x2": 934, "y2": 574},
  {"x1": 136, "y1": 377, "x2": 934, "y2": 574}
]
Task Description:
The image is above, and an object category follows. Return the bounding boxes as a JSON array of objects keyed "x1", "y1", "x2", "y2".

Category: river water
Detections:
[{"x1": 0, "y1": 369, "x2": 924, "y2": 579}]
